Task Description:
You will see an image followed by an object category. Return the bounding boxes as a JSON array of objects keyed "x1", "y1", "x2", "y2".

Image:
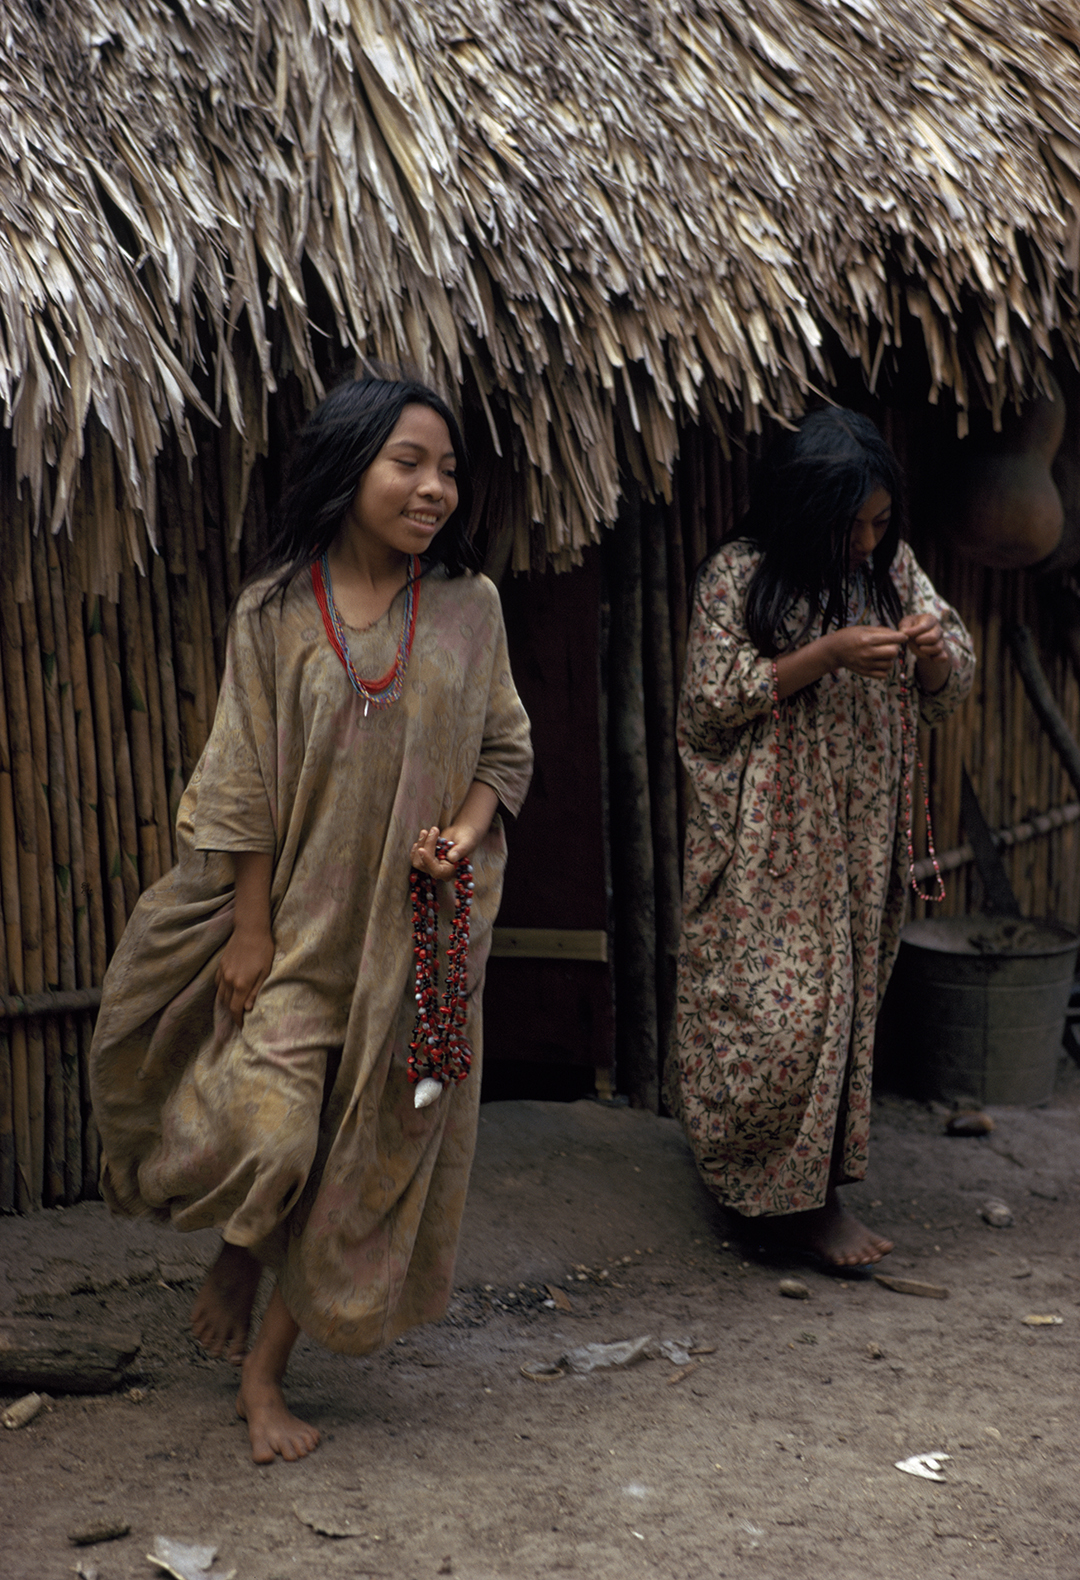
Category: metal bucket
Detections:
[{"x1": 889, "y1": 916, "x2": 1080, "y2": 1107}]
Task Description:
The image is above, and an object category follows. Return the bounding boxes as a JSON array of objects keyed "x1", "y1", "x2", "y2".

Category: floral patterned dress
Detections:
[
  {"x1": 91, "y1": 566, "x2": 532, "y2": 1353},
  {"x1": 665, "y1": 540, "x2": 974, "y2": 1217}
]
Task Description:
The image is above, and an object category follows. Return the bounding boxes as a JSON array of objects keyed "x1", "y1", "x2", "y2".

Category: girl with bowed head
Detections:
[
  {"x1": 91, "y1": 375, "x2": 532, "y2": 1460},
  {"x1": 667, "y1": 407, "x2": 974, "y2": 1267}
]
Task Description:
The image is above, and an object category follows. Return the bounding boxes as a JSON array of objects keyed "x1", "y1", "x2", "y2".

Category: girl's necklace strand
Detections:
[
  {"x1": 312, "y1": 553, "x2": 419, "y2": 714},
  {"x1": 409, "y1": 839, "x2": 474, "y2": 1099}
]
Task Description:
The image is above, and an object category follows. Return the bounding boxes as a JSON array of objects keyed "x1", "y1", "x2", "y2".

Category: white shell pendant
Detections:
[{"x1": 414, "y1": 1077, "x2": 443, "y2": 1109}]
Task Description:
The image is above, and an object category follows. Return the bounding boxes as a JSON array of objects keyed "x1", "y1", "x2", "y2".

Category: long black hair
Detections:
[
  {"x1": 250, "y1": 373, "x2": 477, "y2": 609},
  {"x1": 741, "y1": 407, "x2": 904, "y2": 656}
]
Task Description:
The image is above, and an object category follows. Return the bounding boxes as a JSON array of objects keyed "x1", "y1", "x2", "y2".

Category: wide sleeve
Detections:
[
  {"x1": 678, "y1": 546, "x2": 774, "y2": 752},
  {"x1": 893, "y1": 543, "x2": 976, "y2": 727},
  {"x1": 190, "y1": 595, "x2": 279, "y2": 853},
  {"x1": 472, "y1": 587, "x2": 533, "y2": 818}
]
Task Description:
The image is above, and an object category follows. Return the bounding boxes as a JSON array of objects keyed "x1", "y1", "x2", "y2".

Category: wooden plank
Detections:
[
  {"x1": 0, "y1": 1318, "x2": 140, "y2": 1393},
  {"x1": 490, "y1": 928, "x2": 609, "y2": 963}
]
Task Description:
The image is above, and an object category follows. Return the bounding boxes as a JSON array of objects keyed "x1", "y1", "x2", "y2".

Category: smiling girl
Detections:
[
  {"x1": 91, "y1": 376, "x2": 532, "y2": 1461},
  {"x1": 667, "y1": 408, "x2": 974, "y2": 1268}
]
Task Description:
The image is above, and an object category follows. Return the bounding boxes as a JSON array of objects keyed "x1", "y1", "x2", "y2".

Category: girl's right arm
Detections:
[{"x1": 215, "y1": 851, "x2": 275, "y2": 1027}]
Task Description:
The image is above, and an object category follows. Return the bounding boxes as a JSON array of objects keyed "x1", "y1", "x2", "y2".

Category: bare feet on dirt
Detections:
[
  {"x1": 237, "y1": 1367, "x2": 320, "y2": 1464},
  {"x1": 190, "y1": 1242, "x2": 263, "y2": 1363},
  {"x1": 792, "y1": 1196, "x2": 894, "y2": 1266},
  {"x1": 752, "y1": 1191, "x2": 894, "y2": 1267}
]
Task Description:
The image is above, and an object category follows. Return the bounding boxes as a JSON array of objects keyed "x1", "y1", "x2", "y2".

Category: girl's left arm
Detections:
[
  {"x1": 897, "y1": 546, "x2": 976, "y2": 725},
  {"x1": 412, "y1": 782, "x2": 500, "y2": 877},
  {"x1": 411, "y1": 580, "x2": 532, "y2": 879}
]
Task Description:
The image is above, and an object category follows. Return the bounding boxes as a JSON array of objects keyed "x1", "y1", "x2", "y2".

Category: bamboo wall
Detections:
[
  {"x1": 0, "y1": 419, "x2": 274, "y2": 1212},
  {"x1": 4, "y1": 389, "x2": 1080, "y2": 1198}
]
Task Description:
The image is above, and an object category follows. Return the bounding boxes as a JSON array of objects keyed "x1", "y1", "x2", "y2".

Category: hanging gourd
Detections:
[{"x1": 949, "y1": 375, "x2": 1065, "y2": 570}]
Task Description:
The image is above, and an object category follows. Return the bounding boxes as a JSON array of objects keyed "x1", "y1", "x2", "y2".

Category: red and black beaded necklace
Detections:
[{"x1": 408, "y1": 838, "x2": 475, "y2": 1108}]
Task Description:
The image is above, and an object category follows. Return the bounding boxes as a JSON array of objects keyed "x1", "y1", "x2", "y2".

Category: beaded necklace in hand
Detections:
[
  {"x1": 409, "y1": 839, "x2": 474, "y2": 1109},
  {"x1": 766, "y1": 654, "x2": 945, "y2": 901}
]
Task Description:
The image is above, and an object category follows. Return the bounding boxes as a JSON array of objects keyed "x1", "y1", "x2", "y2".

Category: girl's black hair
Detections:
[
  {"x1": 249, "y1": 373, "x2": 477, "y2": 609},
  {"x1": 741, "y1": 406, "x2": 904, "y2": 656}
]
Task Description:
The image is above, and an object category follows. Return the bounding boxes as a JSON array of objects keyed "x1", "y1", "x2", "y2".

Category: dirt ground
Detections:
[{"x1": 2, "y1": 1065, "x2": 1079, "y2": 1580}]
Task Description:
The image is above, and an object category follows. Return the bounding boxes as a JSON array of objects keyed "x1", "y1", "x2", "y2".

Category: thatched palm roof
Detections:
[{"x1": 3, "y1": 0, "x2": 1080, "y2": 572}]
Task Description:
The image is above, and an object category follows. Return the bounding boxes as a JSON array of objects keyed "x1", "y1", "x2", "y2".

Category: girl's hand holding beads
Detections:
[
  {"x1": 411, "y1": 826, "x2": 460, "y2": 881},
  {"x1": 899, "y1": 612, "x2": 952, "y2": 693},
  {"x1": 411, "y1": 821, "x2": 484, "y2": 879},
  {"x1": 825, "y1": 624, "x2": 907, "y2": 678},
  {"x1": 216, "y1": 928, "x2": 275, "y2": 1027},
  {"x1": 898, "y1": 612, "x2": 947, "y2": 661},
  {"x1": 411, "y1": 783, "x2": 499, "y2": 879}
]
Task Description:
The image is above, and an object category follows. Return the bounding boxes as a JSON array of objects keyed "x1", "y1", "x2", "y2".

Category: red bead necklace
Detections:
[
  {"x1": 766, "y1": 657, "x2": 797, "y2": 880},
  {"x1": 766, "y1": 657, "x2": 944, "y2": 901},
  {"x1": 898, "y1": 666, "x2": 945, "y2": 902},
  {"x1": 408, "y1": 839, "x2": 474, "y2": 1107}
]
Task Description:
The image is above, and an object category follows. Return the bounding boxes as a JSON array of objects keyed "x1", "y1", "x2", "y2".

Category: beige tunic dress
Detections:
[
  {"x1": 665, "y1": 540, "x2": 974, "y2": 1217},
  {"x1": 90, "y1": 567, "x2": 532, "y2": 1354}
]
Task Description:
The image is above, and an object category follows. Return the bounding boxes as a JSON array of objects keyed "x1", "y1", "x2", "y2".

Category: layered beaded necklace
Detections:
[
  {"x1": 408, "y1": 838, "x2": 474, "y2": 1109},
  {"x1": 766, "y1": 651, "x2": 945, "y2": 902},
  {"x1": 311, "y1": 552, "x2": 420, "y2": 714}
]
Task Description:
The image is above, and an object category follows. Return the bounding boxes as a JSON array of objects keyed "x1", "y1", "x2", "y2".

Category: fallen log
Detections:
[{"x1": 0, "y1": 1318, "x2": 140, "y2": 1393}]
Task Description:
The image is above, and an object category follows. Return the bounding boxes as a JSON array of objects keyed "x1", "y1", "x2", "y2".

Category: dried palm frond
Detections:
[{"x1": 2, "y1": 0, "x2": 1080, "y2": 576}]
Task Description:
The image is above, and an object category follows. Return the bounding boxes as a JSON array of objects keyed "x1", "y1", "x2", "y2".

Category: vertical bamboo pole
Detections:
[
  {"x1": 604, "y1": 484, "x2": 658, "y2": 1111},
  {"x1": 19, "y1": 540, "x2": 58, "y2": 1204},
  {"x1": 85, "y1": 594, "x2": 128, "y2": 954},
  {"x1": 135, "y1": 564, "x2": 174, "y2": 871},
  {"x1": 30, "y1": 529, "x2": 72, "y2": 1203},
  {"x1": 685, "y1": 429, "x2": 708, "y2": 578},
  {"x1": 163, "y1": 473, "x2": 204, "y2": 782},
  {"x1": 59, "y1": 526, "x2": 105, "y2": 1197},
  {"x1": 641, "y1": 498, "x2": 681, "y2": 1092},
  {"x1": 665, "y1": 477, "x2": 690, "y2": 854},
  {"x1": 149, "y1": 550, "x2": 184, "y2": 829},
  {"x1": 118, "y1": 570, "x2": 161, "y2": 888},
  {"x1": 48, "y1": 536, "x2": 90, "y2": 989},
  {"x1": 0, "y1": 565, "x2": 44, "y2": 1206},
  {"x1": 99, "y1": 596, "x2": 141, "y2": 918},
  {"x1": 177, "y1": 441, "x2": 219, "y2": 734},
  {"x1": 704, "y1": 427, "x2": 725, "y2": 550},
  {"x1": 0, "y1": 629, "x2": 21, "y2": 1209},
  {"x1": 62, "y1": 551, "x2": 107, "y2": 984}
]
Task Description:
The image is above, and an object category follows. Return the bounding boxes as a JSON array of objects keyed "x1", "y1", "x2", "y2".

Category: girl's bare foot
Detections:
[
  {"x1": 191, "y1": 1243, "x2": 263, "y2": 1364},
  {"x1": 237, "y1": 1367, "x2": 320, "y2": 1464},
  {"x1": 235, "y1": 1284, "x2": 317, "y2": 1463},
  {"x1": 754, "y1": 1190, "x2": 894, "y2": 1268}
]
